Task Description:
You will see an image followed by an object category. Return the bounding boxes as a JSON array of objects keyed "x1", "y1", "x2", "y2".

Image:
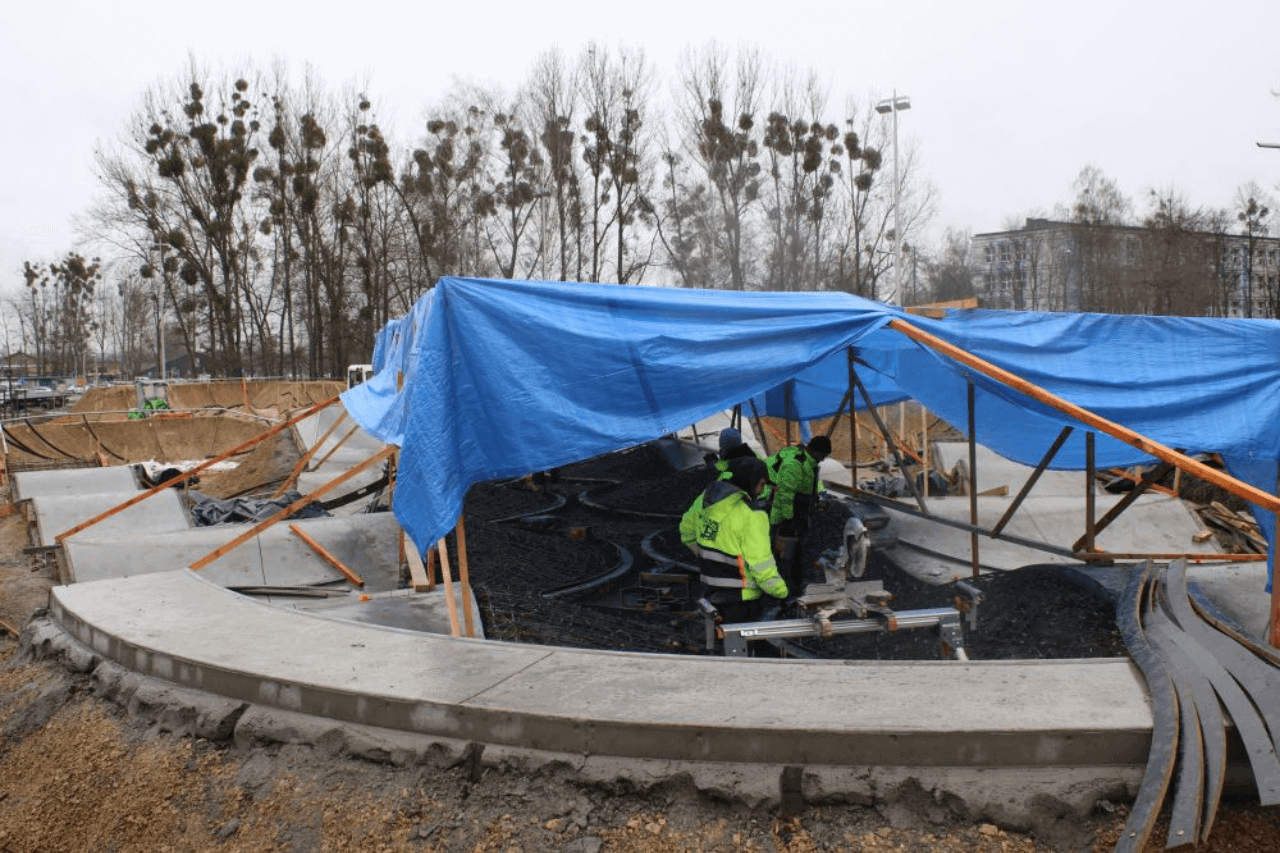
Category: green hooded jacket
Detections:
[{"x1": 765, "y1": 445, "x2": 825, "y2": 526}]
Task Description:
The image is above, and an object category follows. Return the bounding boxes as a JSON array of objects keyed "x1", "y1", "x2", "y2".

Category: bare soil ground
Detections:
[{"x1": 2, "y1": 431, "x2": 1280, "y2": 851}]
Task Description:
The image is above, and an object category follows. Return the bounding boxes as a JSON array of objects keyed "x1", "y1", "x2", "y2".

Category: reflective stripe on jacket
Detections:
[
  {"x1": 679, "y1": 481, "x2": 788, "y2": 601},
  {"x1": 766, "y1": 445, "x2": 825, "y2": 526}
]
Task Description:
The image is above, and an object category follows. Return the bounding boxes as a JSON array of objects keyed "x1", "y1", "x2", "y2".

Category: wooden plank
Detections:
[
  {"x1": 1113, "y1": 563, "x2": 1179, "y2": 853},
  {"x1": 188, "y1": 445, "x2": 393, "y2": 571},
  {"x1": 403, "y1": 533, "x2": 431, "y2": 592},
  {"x1": 436, "y1": 538, "x2": 461, "y2": 637},
  {"x1": 288, "y1": 523, "x2": 364, "y2": 587},
  {"x1": 55, "y1": 394, "x2": 342, "y2": 544},
  {"x1": 456, "y1": 517, "x2": 476, "y2": 638}
]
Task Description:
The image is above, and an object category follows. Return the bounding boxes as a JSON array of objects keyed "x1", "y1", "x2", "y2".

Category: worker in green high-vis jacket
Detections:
[
  {"x1": 680, "y1": 456, "x2": 788, "y2": 624},
  {"x1": 765, "y1": 434, "x2": 831, "y2": 594}
]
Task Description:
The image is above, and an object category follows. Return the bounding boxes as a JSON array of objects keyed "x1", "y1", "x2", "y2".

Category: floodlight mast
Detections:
[{"x1": 875, "y1": 92, "x2": 911, "y2": 305}]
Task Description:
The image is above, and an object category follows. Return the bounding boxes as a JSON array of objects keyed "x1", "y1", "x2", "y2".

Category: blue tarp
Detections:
[{"x1": 343, "y1": 276, "x2": 1280, "y2": 590}]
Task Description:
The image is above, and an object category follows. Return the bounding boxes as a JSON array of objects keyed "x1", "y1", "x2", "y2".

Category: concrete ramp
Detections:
[
  {"x1": 13, "y1": 466, "x2": 140, "y2": 501},
  {"x1": 294, "y1": 402, "x2": 388, "y2": 509},
  {"x1": 63, "y1": 513, "x2": 403, "y2": 590},
  {"x1": 29, "y1": 489, "x2": 190, "y2": 547},
  {"x1": 933, "y1": 442, "x2": 1090, "y2": 497}
]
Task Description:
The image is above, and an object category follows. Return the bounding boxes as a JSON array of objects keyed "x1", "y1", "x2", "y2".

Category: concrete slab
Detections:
[
  {"x1": 64, "y1": 513, "x2": 404, "y2": 592},
  {"x1": 1186, "y1": 561, "x2": 1272, "y2": 641},
  {"x1": 884, "y1": 494, "x2": 1218, "y2": 583},
  {"x1": 281, "y1": 587, "x2": 485, "y2": 637},
  {"x1": 932, "y1": 442, "x2": 1090, "y2": 498},
  {"x1": 295, "y1": 403, "x2": 383, "y2": 457},
  {"x1": 13, "y1": 465, "x2": 140, "y2": 501},
  {"x1": 30, "y1": 488, "x2": 190, "y2": 547}
]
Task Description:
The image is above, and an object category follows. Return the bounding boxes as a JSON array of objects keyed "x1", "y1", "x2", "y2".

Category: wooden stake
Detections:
[
  {"x1": 437, "y1": 537, "x2": 461, "y2": 637},
  {"x1": 188, "y1": 445, "x2": 394, "y2": 571},
  {"x1": 403, "y1": 533, "x2": 431, "y2": 591},
  {"x1": 456, "y1": 516, "x2": 476, "y2": 637},
  {"x1": 55, "y1": 394, "x2": 342, "y2": 544},
  {"x1": 288, "y1": 523, "x2": 364, "y2": 586},
  {"x1": 968, "y1": 383, "x2": 979, "y2": 579}
]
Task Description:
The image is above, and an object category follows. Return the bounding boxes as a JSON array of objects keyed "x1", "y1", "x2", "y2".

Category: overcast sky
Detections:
[{"x1": 3, "y1": 0, "x2": 1279, "y2": 300}]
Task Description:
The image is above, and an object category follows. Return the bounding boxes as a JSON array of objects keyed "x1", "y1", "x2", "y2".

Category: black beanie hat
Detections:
[
  {"x1": 808, "y1": 435, "x2": 832, "y2": 456},
  {"x1": 725, "y1": 456, "x2": 768, "y2": 494}
]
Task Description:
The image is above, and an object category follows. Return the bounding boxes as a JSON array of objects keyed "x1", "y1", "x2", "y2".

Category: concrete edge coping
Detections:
[{"x1": 47, "y1": 567, "x2": 1154, "y2": 771}]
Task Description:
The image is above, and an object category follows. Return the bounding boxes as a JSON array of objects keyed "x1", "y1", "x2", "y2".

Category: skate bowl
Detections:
[{"x1": 10, "y1": 386, "x2": 1274, "y2": 845}]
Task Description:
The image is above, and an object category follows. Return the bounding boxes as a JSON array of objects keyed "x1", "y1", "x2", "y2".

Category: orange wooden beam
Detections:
[
  {"x1": 288, "y1": 523, "x2": 364, "y2": 587},
  {"x1": 188, "y1": 445, "x2": 393, "y2": 571},
  {"x1": 888, "y1": 318, "x2": 1280, "y2": 514}
]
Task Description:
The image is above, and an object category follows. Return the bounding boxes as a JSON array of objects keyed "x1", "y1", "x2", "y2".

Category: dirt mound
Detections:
[
  {"x1": 166, "y1": 380, "x2": 343, "y2": 414},
  {"x1": 196, "y1": 430, "x2": 304, "y2": 499},
  {"x1": 69, "y1": 385, "x2": 137, "y2": 414},
  {"x1": 2, "y1": 416, "x2": 268, "y2": 469}
]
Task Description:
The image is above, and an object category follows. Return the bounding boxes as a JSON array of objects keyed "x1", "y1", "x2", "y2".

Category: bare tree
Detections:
[
  {"x1": 1234, "y1": 181, "x2": 1273, "y2": 318},
  {"x1": 672, "y1": 43, "x2": 767, "y2": 290}
]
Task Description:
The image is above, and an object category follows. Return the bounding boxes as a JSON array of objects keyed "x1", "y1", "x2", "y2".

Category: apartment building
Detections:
[{"x1": 971, "y1": 218, "x2": 1280, "y2": 317}]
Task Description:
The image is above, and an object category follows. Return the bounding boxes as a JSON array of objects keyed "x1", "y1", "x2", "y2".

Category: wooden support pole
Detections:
[
  {"x1": 437, "y1": 537, "x2": 461, "y2": 637},
  {"x1": 56, "y1": 394, "x2": 342, "y2": 544},
  {"x1": 968, "y1": 383, "x2": 980, "y2": 579},
  {"x1": 188, "y1": 445, "x2": 394, "y2": 571},
  {"x1": 456, "y1": 517, "x2": 476, "y2": 638},
  {"x1": 784, "y1": 381, "x2": 794, "y2": 447},
  {"x1": 1084, "y1": 432, "x2": 1097, "y2": 553},
  {"x1": 848, "y1": 348, "x2": 858, "y2": 476},
  {"x1": 747, "y1": 398, "x2": 769, "y2": 456},
  {"x1": 822, "y1": 385, "x2": 855, "y2": 441},
  {"x1": 273, "y1": 411, "x2": 348, "y2": 497},
  {"x1": 288, "y1": 523, "x2": 364, "y2": 586}
]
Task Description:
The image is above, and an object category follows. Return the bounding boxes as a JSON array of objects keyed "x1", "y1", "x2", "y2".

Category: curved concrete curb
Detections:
[{"x1": 35, "y1": 568, "x2": 1159, "y2": 826}]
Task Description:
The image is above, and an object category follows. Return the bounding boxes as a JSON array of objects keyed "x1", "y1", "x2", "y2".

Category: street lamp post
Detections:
[{"x1": 876, "y1": 92, "x2": 911, "y2": 304}]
